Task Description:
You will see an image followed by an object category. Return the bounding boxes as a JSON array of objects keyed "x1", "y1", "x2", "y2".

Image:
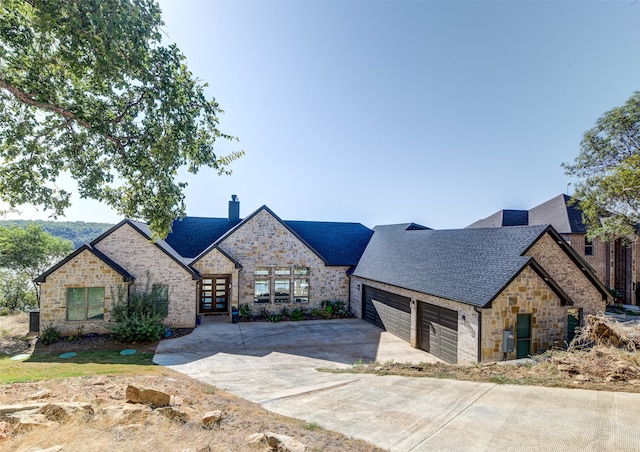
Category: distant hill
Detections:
[{"x1": 0, "y1": 220, "x2": 113, "y2": 249}]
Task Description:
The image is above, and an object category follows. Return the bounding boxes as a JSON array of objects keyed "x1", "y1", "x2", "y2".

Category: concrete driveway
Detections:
[{"x1": 154, "y1": 318, "x2": 640, "y2": 451}]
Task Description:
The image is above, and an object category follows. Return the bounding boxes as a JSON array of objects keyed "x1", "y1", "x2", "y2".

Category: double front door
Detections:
[{"x1": 200, "y1": 276, "x2": 230, "y2": 313}]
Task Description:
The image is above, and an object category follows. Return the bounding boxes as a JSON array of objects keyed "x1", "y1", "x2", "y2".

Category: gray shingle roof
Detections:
[
  {"x1": 352, "y1": 224, "x2": 550, "y2": 307},
  {"x1": 529, "y1": 194, "x2": 586, "y2": 234}
]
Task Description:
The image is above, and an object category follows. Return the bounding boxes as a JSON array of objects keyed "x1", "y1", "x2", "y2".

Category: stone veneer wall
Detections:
[
  {"x1": 191, "y1": 248, "x2": 240, "y2": 311},
  {"x1": 526, "y1": 233, "x2": 606, "y2": 315},
  {"x1": 349, "y1": 276, "x2": 479, "y2": 363},
  {"x1": 218, "y1": 209, "x2": 350, "y2": 313},
  {"x1": 93, "y1": 223, "x2": 197, "y2": 328},
  {"x1": 38, "y1": 249, "x2": 130, "y2": 335},
  {"x1": 480, "y1": 266, "x2": 565, "y2": 361}
]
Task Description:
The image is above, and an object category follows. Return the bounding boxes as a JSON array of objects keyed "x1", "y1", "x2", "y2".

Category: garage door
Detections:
[
  {"x1": 363, "y1": 286, "x2": 411, "y2": 342},
  {"x1": 419, "y1": 302, "x2": 458, "y2": 364}
]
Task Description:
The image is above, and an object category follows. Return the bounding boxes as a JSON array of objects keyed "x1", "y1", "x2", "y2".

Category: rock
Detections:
[
  {"x1": 37, "y1": 402, "x2": 94, "y2": 421},
  {"x1": 202, "y1": 410, "x2": 223, "y2": 427},
  {"x1": 126, "y1": 385, "x2": 171, "y2": 407},
  {"x1": 0, "y1": 420, "x2": 11, "y2": 441},
  {"x1": 30, "y1": 447, "x2": 64, "y2": 452},
  {"x1": 265, "y1": 432, "x2": 307, "y2": 452},
  {"x1": 25, "y1": 389, "x2": 51, "y2": 400},
  {"x1": 6, "y1": 413, "x2": 56, "y2": 432},
  {"x1": 101, "y1": 403, "x2": 153, "y2": 422},
  {"x1": 245, "y1": 433, "x2": 265, "y2": 445},
  {"x1": 156, "y1": 406, "x2": 189, "y2": 423}
]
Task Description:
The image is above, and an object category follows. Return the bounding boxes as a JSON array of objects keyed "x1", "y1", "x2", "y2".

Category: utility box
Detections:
[
  {"x1": 29, "y1": 309, "x2": 40, "y2": 333},
  {"x1": 502, "y1": 329, "x2": 514, "y2": 353}
]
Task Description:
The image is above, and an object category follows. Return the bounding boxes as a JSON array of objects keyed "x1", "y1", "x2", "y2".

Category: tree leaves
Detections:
[
  {"x1": 0, "y1": 0, "x2": 243, "y2": 238},
  {"x1": 563, "y1": 92, "x2": 640, "y2": 241}
]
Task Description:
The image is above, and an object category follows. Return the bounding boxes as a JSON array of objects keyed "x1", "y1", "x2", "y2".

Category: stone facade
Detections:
[
  {"x1": 479, "y1": 266, "x2": 564, "y2": 362},
  {"x1": 38, "y1": 249, "x2": 130, "y2": 335},
  {"x1": 191, "y1": 248, "x2": 241, "y2": 310},
  {"x1": 526, "y1": 233, "x2": 606, "y2": 315},
  {"x1": 349, "y1": 231, "x2": 608, "y2": 363},
  {"x1": 349, "y1": 276, "x2": 480, "y2": 363},
  {"x1": 93, "y1": 223, "x2": 197, "y2": 328},
  {"x1": 217, "y1": 209, "x2": 350, "y2": 313}
]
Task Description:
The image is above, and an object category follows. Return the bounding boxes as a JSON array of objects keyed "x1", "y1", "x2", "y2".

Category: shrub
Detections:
[
  {"x1": 291, "y1": 307, "x2": 305, "y2": 321},
  {"x1": 40, "y1": 324, "x2": 61, "y2": 345},
  {"x1": 280, "y1": 306, "x2": 290, "y2": 318},
  {"x1": 239, "y1": 304, "x2": 252, "y2": 319},
  {"x1": 110, "y1": 283, "x2": 168, "y2": 343},
  {"x1": 0, "y1": 307, "x2": 10, "y2": 316}
]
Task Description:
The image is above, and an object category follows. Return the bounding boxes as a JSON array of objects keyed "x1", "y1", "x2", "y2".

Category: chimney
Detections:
[{"x1": 228, "y1": 195, "x2": 240, "y2": 223}]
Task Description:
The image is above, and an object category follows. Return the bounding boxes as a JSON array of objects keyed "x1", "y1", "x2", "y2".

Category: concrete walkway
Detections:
[{"x1": 154, "y1": 318, "x2": 640, "y2": 451}]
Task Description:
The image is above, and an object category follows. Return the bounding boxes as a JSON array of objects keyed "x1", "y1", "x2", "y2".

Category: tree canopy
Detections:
[
  {"x1": 0, "y1": 224, "x2": 73, "y2": 302},
  {"x1": 0, "y1": 0, "x2": 242, "y2": 238},
  {"x1": 563, "y1": 92, "x2": 640, "y2": 241}
]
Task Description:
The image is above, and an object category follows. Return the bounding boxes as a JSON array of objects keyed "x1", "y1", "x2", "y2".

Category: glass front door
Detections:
[{"x1": 200, "y1": 276, "x2": 229, "y2": 313}]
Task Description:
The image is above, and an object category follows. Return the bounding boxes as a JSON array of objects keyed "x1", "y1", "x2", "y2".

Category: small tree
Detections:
[
  {"x1": 110, "y1": 283, "x2": 169, "y2": 342},
  {"x1": 0, "y1": 269, "x2": 36, "y2": 311}
]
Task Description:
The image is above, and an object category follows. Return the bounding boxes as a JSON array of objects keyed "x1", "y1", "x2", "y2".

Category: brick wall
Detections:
[
  {"x1": 38, "y1": 249, "x2": 129, "y2": 335},
  {"x1": 93, "y1": 223, "x2": 197, "y2": 327},
  {"x1": 218, "y1": 209, "x2": 350, "y2": 314},
  {"x1": 564, "y1": 233, "x2": 610, "y2": 289}
]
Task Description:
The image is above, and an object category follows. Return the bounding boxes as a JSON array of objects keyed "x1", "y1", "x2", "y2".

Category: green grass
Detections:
[{"x1": 0, "y1": 350, "x2": 159, "y2": 384}]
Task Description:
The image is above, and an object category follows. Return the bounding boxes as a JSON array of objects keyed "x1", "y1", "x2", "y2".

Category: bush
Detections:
[
  {"x1": 239, "y1": 304, "x2": 252, "y2": 319},
  {"x1": 291, "y1": 307, "x2": 305, "y2": 321},
  {"x1": 110, "y1": 283, "x2": 168, "y2": 343},
  {"x1": 0, "y1": 307, "x2": 10, "y2": 316},
  {"x1": 40, "y1": 324, "x2": 61, "y2": 345}
]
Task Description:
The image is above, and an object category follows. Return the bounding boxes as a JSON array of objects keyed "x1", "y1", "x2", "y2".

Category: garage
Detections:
[
  {"x1": 362, "y1": 285, "x2": 411, "y2": 342},
  {"x1": 419, "y1": 302, "x2": 458, "y2": 364}
]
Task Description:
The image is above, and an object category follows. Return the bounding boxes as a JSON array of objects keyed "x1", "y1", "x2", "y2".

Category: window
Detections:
[
  {"x1": 294, "y1": 279, "x2": 309, "y2": 303},
  {"x1": 253, "y1": 266, "x2": 311, "y2": 304},
  {"x1": 152, "y1": 284, "x2": 169, "y2": 317},
  {"x1": 67, "y1": 287, "x2": 104, "y2": 321},
  {"x1": 254, "y1": 280, "x2": 270, "y2": 303},
  {"x1": 585, "y1": 237, "x2": 593, "y2": 256},
  {"x1": 274, "y1": 279, "x2": 290, "y2": 303},
  {"x1": 294, "y1": 267, "x2": 310, "y2": 276}
]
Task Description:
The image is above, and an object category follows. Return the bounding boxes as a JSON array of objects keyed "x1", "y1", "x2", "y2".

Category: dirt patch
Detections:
[
  {"x1": 0, "y1": 313, "x2": 35, "y2": 357},
  {"x1": 0, "y1": 373, "x2": 382, "y2": 451}
]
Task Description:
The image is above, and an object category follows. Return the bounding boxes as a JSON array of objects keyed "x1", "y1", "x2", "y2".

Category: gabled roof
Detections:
[
  {"x1": 164, "y1": 217, "x2": 239, "y2": 259},
  {"x1": 352, "y1": 224, "x2": 574, "y2": 308},
  {"x1": 91, "y1": 220, "x2": 200, "y2": 280},
  {"x1": 467, "y1": 209, "x2": 529, "y2": 228},
  {"x1": 468, "y1": 195, "x2": 586, "y2": 234},
  {"x1": 285, "y1": 220, "x2": 374, "y2": 266},
  {"x1": 529, "y1": 194, "x2": 586, "y2": 234},
  {"x1": 34, "y1": 244, "x2": 134, "y2": 283},
  {"x1": 189, "y1": 205, "x2": 373, "y2": 267}
]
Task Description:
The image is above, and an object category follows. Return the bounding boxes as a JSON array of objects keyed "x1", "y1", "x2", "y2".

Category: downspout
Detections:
[{"x1": 474, "y1": 306, "x2": 483, "y2": 362}]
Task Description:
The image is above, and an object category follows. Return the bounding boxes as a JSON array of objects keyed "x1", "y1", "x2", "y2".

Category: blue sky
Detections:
[{"x1": 5, "y1": 1, "x2": 640, "y2": 229}]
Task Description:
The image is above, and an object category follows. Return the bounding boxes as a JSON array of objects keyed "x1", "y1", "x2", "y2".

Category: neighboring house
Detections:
[
  {"x1": 468, "y1": 194, "x2": 639, "y2": 304},
  {"x1": 350, "y1": 223, "x2": 609, "y2": 363},
  {"x1": 35, "y1": 196, "x2": 373, "y2": 335},
  {"x1": 36, "y1": 195, "x2": 609, "y2": 364}
]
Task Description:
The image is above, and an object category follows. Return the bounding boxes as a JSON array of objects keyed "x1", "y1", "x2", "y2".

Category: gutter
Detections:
[{"x1": 474, "y1": 306, "x2": 483, "y2": 362}]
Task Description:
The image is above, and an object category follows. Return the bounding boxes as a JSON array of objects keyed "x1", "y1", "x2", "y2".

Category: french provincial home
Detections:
[{"x1": 36, "y1": 195, "x2": 611, "y2": 363}]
